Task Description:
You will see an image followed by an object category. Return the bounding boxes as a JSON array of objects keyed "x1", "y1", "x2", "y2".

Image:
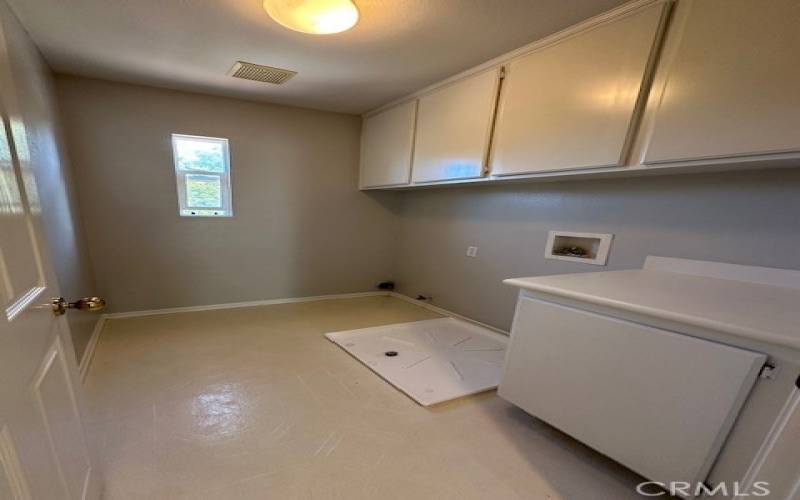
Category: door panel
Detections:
[
  {"x1": 0, "y1": 425, "x2": 32, "y2": 500},
  {"x1": 491, "y1": 3, "x2": 667, "y2": 175},
  {"x1": 643, "y1": 0, "x2": 800, "y2": 164},
  {"x1": 411, "y1": 69, "x2": 500, "y2": 183},
  {"x1": 32, "y1": 336, "x2": 93, "y2": 500},
  {"x1": 500, "y1": 297, "x2": 766, "y2": 488},
  {"x1": 359, "y1": 100, "x2": 417, "y2": 188},
  {"x1": 0, "y1": 122, "x2": 45, "y2": 321}
]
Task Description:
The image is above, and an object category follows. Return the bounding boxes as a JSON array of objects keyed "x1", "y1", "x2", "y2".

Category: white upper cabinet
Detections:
[
  {"x1": 411, "y1": 69, "x2": 501, "y2": 183},
  {"x1": 641, "y1": 0, "x2": 800, "y2": 164},
  {"x1": 491, "y1": 3, "x2": 667, "y2": 176},
  {"x1": 359, "y1": 100, "x2": 417, "y2": 188}
]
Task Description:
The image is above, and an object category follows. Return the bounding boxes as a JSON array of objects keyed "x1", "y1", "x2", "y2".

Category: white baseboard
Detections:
[
  {"x1": 389, "y1": 292, "x2": 509, "y2": 336},
  {"x1": 97, "y1": 291, "x2": 508, "y2": 335},
  {"x1": 79, "y1": 316, "x2": 107, "y2": 383},
  {"x1": 102, "y1": 291, "x2": 390, "y2": 319}
]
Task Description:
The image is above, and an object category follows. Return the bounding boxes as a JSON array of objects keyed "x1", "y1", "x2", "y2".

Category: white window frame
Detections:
[{"x1": 171, "y1": 133, "x2": 233, "y2": 217}]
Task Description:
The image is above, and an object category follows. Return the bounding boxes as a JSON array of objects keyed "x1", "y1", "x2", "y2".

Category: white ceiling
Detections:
[{"x1": 8, "y1": 0, "x2": 627, "y2": 114}]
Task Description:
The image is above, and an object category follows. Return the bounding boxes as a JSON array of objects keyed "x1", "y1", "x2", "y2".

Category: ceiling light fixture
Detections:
[{"x1": 263, "y1": 0, "x2": 359, "y2": 35}]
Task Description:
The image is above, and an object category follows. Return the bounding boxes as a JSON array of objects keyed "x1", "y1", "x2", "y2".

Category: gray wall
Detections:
[
  {"x1": 395, "y1": 169, "x2": 800, "y2": 331},
  {"x1": 50, "y1": 75, "x2": 800, "y2": 335},
  {"x1": 55, "y1": 76, "x2": 399, "y2": 313},
  {"x1": 0, "y1": 1, "x2": 98, "y2": 361}
]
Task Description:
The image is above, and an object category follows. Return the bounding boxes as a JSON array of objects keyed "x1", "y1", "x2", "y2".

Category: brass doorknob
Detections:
[{"x1": 51, "y1": 297, "x2": 106, "y2": 316}]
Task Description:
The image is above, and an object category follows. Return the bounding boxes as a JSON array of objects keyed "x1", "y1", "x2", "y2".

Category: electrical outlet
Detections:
[{"x1": 466, "y1": 246, "x2": 478, "y2": 257}]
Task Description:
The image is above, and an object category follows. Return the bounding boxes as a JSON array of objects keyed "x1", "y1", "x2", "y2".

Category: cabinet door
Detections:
[
  {"x1": 642, "y1": 0, "x2": 800, "y2": 164},
  {"x1": 499, "y1": 297, "x2": 765, "y2": 488},
  {"x1": 491, "y1": 3, "x2": 667, "y2": 175},
  {"x1": 411, "y1": 69, "x2": 500, "y2": 183},
  {"x1": 359, "y1": 100, "x2": 417, "y2": 188}
]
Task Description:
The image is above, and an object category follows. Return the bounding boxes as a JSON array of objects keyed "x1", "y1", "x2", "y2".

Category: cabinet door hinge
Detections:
[{"x1": 759, "y1": 362, "x2": 779, "y2": 380}]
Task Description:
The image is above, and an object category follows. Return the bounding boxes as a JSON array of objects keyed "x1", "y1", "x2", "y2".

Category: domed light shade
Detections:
[{"x1": 263, "y1": 0, "x2": 359, "y2": 35}]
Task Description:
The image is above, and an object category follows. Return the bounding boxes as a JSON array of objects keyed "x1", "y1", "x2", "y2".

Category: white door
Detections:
[
  {"x1": 491, "y1": 2, "x2": 667, "y2": 175},
  {"x1": 641, "y1": 0, "x2": 800, "y2": 165},
  {"x1": 500, "y1": 297, "x2": 766, "y2": 490},
  {"x1": 0, "y1": 21, "x2": 101, "y2": 500},
  {"x1": 411, "y1": 68, "x2": 500, "y2": 183},
  {"x1": 359, "y1": 100, "x2": 417, "y2": 189}
]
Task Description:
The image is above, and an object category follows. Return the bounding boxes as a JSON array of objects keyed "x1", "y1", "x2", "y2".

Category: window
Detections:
[{"x1": 171, "y1": 134, "x2": 232, "y2": 217}]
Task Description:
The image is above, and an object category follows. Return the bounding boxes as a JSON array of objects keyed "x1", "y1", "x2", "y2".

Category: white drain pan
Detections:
[{"x1": 326, "y1": 318, "x2": 507, "y2": 406}]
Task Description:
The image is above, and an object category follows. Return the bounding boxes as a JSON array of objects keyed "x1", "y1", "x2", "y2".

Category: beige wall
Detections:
[
  {"x1": 55, "y1": 76, "x2": 399, "y2": 313},
  {"x1": 396, "y1": 169, "x2": 800, "y2": 331},
  {"x1": 0, "y1": 1, "x2": 98, "y2": 361}
]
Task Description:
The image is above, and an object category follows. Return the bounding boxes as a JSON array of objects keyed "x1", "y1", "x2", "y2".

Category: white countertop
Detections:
[{"x1": 504, "y1": 267, "x2": 800, "y2": 351}]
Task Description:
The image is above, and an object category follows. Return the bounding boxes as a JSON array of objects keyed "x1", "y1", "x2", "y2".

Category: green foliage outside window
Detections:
[
  {"x1": 186, "y1": 174, "x2": 222, "y2": 208},
  {"x1": 175, "y1": 140, "x2": 225, "y2": 172}
]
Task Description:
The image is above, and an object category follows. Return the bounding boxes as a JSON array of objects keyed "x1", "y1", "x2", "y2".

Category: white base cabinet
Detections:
[
  {"x1": 500, "y1": 296, "x2": 765, "y2": 493},
  {"x1": 500, "y1": 257, "x2": 800, "y2": 498}
]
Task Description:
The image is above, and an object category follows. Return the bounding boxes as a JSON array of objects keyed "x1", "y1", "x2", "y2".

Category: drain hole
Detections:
[{"x1": 384, "y1": 351, "x2": 398, "y2": 357}]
